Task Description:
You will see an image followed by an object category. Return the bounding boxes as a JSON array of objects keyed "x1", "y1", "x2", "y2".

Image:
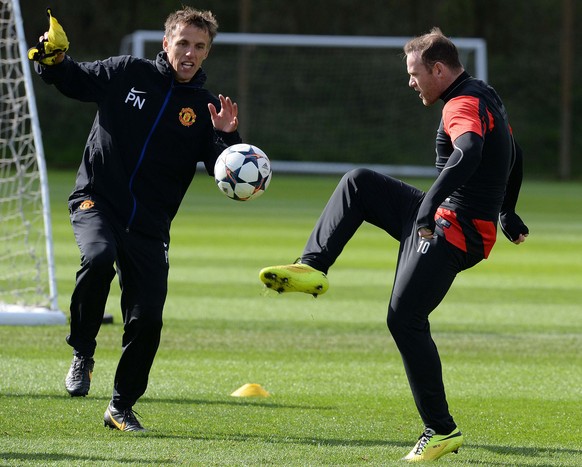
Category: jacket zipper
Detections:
[{"x1": 126, "y1": 83, "x2": 174, "y2": 232}]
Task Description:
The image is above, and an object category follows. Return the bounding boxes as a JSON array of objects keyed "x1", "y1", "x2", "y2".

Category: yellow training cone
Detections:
[{"x1": 230, "y1": 383, "x2": 270, "y2": 398}]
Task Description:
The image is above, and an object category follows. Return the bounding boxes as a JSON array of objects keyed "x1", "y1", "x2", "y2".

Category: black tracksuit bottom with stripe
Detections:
[
  {"x1": 301, "y1": 168, "x2": 485, "y2": 434},
  {"x1": 66, "y1": 204, "x2": 169, "y2": 410}
]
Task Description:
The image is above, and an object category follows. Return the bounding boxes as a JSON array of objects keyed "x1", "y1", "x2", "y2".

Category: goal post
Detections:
[
  {"x1": 120, "y1": 31, "x2": 487, "y2": 178},
  {"x1": 0, "y1": 0, "x2": 66, "y2": 325}
]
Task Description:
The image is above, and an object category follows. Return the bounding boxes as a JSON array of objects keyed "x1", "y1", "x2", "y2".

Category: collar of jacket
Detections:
[
  {"x1": 155, "y1": 51, "x2": 207, "y2": 88},
  {"x1": 440, "y1": 70, "x2": 472, "y2": 103}
]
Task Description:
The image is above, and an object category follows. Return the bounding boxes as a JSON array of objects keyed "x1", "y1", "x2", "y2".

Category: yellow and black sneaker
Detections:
[
  {"x1": 259, "y1": 262, "x2": 329, "y2": 297},
  {"x1": 104, "y1": 402, "x2": 146, "y2": 432},
  {"x1": 65, "y1": 355, "x2": 94, "y2": 397},
  {"x1": 403, "y1": 427, "x2": 463, "y2": 462}
]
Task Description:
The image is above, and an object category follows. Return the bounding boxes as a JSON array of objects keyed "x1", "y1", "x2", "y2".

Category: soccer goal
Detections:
[
  {"x1": 0, "y1": 0, "x2": 66, "y2": 325},
  {"x1": 120, "y1": 31, "x2": 487, "y2": 177}
]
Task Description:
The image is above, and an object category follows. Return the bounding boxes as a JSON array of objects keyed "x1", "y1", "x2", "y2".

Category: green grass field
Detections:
[{"x1": 1, "y1": 170, "x2": 581, "y2": 466}]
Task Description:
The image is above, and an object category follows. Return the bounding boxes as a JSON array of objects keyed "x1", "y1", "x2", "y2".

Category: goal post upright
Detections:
[{"x1": 0, "y1": 0, "x2": 66, "y2": 325}]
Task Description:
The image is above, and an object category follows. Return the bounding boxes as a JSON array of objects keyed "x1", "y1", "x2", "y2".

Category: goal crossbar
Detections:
[{"x1": 121, "y1": 31, "x2": 488, "y2": 82}]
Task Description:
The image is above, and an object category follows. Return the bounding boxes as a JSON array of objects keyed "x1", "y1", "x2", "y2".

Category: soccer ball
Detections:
[{"x1": 214, "y1": 144, "x2": 272, "y2": 201}]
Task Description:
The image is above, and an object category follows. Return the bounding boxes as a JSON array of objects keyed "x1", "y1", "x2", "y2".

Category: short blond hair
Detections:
[{"x1": 164, "y1": 7, "x2": 219, "y2": 43}]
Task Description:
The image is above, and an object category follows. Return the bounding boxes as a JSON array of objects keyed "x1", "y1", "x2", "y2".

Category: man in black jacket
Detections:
[
  {"x1": 32, "y1": 7, "x2": 241, "y2": 431},
  {"x1": 260, "y1": 28, "x2": 528, "y2": 461}
]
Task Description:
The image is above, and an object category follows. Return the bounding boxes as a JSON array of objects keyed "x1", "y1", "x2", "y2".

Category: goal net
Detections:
[
  {"x1": 0, "y1": 0, "x2": 65, "y2": 325},
  {"x1": 121, "y1": 31, "x2": 487, "y2": 177}
]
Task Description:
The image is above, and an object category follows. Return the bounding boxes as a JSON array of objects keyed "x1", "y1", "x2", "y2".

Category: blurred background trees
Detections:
[{"x1": 21, "y1": 0, "x2": 581, "y2": 179}]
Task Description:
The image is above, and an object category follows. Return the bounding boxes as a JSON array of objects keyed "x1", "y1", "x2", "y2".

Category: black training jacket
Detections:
[{"x1": 37, "y1": 52, "x2": 241, "y2": 241}]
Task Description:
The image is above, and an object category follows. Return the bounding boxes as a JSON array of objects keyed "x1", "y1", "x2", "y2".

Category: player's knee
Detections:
[
  {"x1": 81, "y1": 242, "x2": 116, "y2": 272},
  {"x1": 127, "y1": 306, "x2": 164, "y2": 335},
  {"x1": 387, "y1": 305, "x2": 424, "y2": 342},
  {"x1": 386, "y1": 307, "x2": 404, "y2": 336},
  {"x1": 342, "y1": 168, "x2": 375, "y2": 188},
  {"x1": 140, "y1": 312, "x2": 164, "y2": 334},
  {"x1": 337, "y1": 168, "x2": 377, "y2": 203}
]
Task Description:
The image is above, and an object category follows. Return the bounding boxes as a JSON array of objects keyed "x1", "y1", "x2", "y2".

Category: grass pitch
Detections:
[{"x1": 1, "y1": 171, "x2": 581, "y2": 466}]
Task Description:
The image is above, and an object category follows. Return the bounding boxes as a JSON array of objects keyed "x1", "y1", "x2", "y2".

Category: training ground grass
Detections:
[{"x1": 1, "y1": 171, "x2": 581, "y2": 466}]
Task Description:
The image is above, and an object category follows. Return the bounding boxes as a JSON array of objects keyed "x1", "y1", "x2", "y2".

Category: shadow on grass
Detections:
[
  {"x1": 1, "y1": 392, "x2": 335, "y2": 410},
  {"x1": 482, "y1": 443, "x2": 582, "y2": 458},
  {"x1": 146, "y1": 397, "x2": 336, "y2": 411},
  {"x1": 143, "y1": 430, "x2": 407, "y2": 448}
]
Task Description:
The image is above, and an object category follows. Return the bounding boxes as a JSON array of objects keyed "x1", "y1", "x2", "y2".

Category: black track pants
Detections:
[
  {"x1": 67, "y1": 207, "x2": 169, "y2": 409},
  {"x1": 302, "y1": 168, "x2": 482, "y2": 433}
]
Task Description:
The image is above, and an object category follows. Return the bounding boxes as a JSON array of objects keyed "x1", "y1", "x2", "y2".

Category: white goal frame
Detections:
[
  {"x1": 120, "y1": 31, "x2": 487, "y2": 178},
  {"x1": 0, "y1": 0, "x2": 66, "y2": 325},
  {"x1": 121, "y1": 31, "x2": 487, "y2": 82}
]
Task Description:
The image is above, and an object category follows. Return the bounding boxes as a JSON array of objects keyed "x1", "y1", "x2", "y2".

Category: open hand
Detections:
[{"x1": 208, "y1": 94, "x2": 238, "y2": 132}]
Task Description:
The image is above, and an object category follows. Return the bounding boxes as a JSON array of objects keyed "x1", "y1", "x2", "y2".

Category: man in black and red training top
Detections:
[{"x1": 259, "y1": 27, "x2": 528, "y2": 462}]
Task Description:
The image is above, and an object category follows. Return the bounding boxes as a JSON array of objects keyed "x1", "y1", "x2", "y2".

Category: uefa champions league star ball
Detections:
[{"x1": 214, "y1": 144, "x2": 272, "y2": 201}]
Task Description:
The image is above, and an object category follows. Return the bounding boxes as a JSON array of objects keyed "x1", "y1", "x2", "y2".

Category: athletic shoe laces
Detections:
[
  {"x1": 118, "y1": 407, "x2": 144, "y2": 431},
  {"x1": 71, "y1": 358, "x2": 87, "y2": 376},
  {"x1": 69, "y1": 357, "x2": 93, "y2": 381},
  {"x1": 122, "y1": 408, "x2": 141, "y2": 425},
  {"x1": 414, "y1": 428, "x2": 436, "y2": 455}
]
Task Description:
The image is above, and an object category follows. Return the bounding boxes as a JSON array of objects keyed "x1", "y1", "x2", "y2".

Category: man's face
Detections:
[
  {"x1": 406, "y1": 51, "x2": 441, "y2": 107},
  {"x1": 163, "y1": 24, "x2": 211, "y2": 83}
]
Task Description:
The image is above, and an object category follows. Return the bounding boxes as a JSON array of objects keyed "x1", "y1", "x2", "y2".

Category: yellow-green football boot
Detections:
[
  {"x1": 403, "y1": 427, "x2": 463, "y2": 462},
  {"x1": 259, "y1": 263, "x2": 329, "y2": 297}
]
